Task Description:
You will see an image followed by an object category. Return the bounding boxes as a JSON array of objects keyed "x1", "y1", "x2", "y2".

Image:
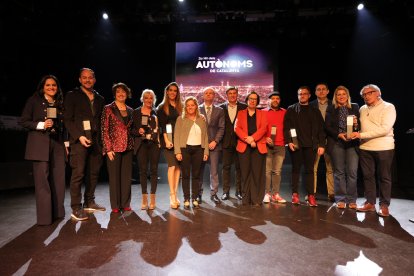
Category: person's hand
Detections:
[
  {"x1": 203, "y1": 154, "x2": 208, "y2": 161},
  {"x1": 176, "y1": 153, "x2": 182, "y2": 161},
  {"x1": 107, "y1": 151, "x2": 115, "y2": 161},
  {"x1": 266, "y1": 137, "x2": 273, "y2": 145},
  {"x1": 79, "y1": 136, "x2": 91, "y2": 147},
  {"x1": 250, "y1": 141, "x2": 257, "y2": 148},
  {"x1": 350, "y1": 132, "x2": 361, "y2": 140},
  {"x1": 338, "y1": 133, "x2": 348, "y2": 141},
  {"x1": 44, "y1": 119, "x2": 54, "y2": 129},
  {"x1": 165, "y1": 137, "x2": 173, "y2": 149},
  {"x1": 245, "y1": 136, "x2": 254, "y2": 144},
  {"x1": 317, "y1": 147, "x2": 325, "y2": 156},
  {"x1": 288, "y1": 143, "x2": 296, "y2": 151},
  {"x1": 208, "y1": 141, "x2": 217, "y2": 150},
  {"x1": 138, "y1": 128, "x2": 145, "y2": 135}
]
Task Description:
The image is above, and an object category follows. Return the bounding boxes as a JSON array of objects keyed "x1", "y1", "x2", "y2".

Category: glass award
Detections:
[
  {"x1": 166, "y1": 123, "x2": 173, "y2": 142},
  {"x1": 270, "y1": 125, "x2": 277, "y2": 148},
  {"x1": 346, "y1": 115, "x2": 354, "y2": 139},
  {"x1": 290, "y1": 128, "x2": 299, "y2": 150},
  {"x1": 83, "y1": 120, "x2": 92, "y2": 143}
]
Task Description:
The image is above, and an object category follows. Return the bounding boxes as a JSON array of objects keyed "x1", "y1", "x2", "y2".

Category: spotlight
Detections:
[
  {"x1": 102, "y1": 12, "x2": 109, "y2": 20},
  {"x1": 357, "y1": 3, "x2": 364, "y2": 10},
  {"x1": 178, "y1": 0, "x2": 184, "y2": 2}
]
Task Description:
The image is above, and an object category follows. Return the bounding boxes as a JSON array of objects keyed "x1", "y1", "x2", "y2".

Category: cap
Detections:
[{"x1": 268, "y1": 91, "x2": 280, "y2": 98}]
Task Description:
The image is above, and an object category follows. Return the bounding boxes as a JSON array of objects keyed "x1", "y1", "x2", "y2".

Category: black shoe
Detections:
[
  {"x1": 196, "y1": 194, "x2": 202, "y2": 204},
  {"x1": 71, "y1": 209, "x2": 88, "y2": 221},
  {"x1": 221, "y1": 193, "x2": 229, "y2": 200},
  {"x1": 83, "y1": 201, "x2": 106, "y2": 211},
  {"x1": 211, "y1": 194, "x2": 221, "y2": 204},
  {"x1": 235, "y1": 192, "x2": 243, "y2": 200}
]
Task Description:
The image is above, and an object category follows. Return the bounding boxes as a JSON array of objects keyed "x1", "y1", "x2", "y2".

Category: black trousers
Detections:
[
  {"x1": 238, "y1": 147, "x2": 266, "y2": 205},
  {"x1": 137, "y1": 141, "x2": 160, "y2": 194},
  {"x1": 69, "y1": 142, "x2": 103, "y2": 210},
  {"x1": 107, "y1": 150, "x2": 133, "y2": 209},
  {"x1": 181, "y1": 145, "x2": 203, "y2": 200},
  {"x1": 32, "y1": 138, "x2": 65, "y2": 225},
  {"x1": 360, "y1": 149, "x2": 394, "y2": 206},
  {"x1": 222, "y1": 146, "x2": 242, "y2": 194},
  {"x1": 289, "y1": 147, "x2": 316, "y2": 195}
]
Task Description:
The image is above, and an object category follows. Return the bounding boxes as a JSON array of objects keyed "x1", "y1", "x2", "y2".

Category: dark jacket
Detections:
[
  {"x1": 64, "y1": 87, "x2": 105, "y2": 148},
  {"x1": 283, "y1": 103, "x2": 326, "y2": 150},
  {"x1": 19, "y1": 93, "x2": 65, "y2": 161},
  {"x1": 132, "y1": 107, "x2": 159, "y2": 154},
  {"x1": 199, "y1": 104, "x2": 225, "y2": 151},
  {"x1": 156, "y1": 104, "x2": 179, "y2": 149},
  {"x1": 219, "y1": 101, "x2": 247, "y2": 149},
  {"x1": 325, "y1": 103, "x2": 360, "y2": 155}
]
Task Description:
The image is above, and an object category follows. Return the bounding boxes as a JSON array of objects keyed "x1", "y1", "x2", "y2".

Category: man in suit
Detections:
[
  {"x1": 199, "y1": 87, "x2": 225, "y2": 204},
  {"x1": 310, "y1": 82, "x2": 334, "y2": 202},
  {"x1": 64, "y1": 68, "x2": 106, "y2": 221},
  {"x1": 219, "y1": 86, "x2": 247, "y2": 200}
]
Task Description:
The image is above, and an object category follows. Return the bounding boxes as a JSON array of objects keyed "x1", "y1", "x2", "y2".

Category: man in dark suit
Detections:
[
  {"x1": 219, "y1": 86, "x2": 247, "y2": 200},
  {"x1": 199, "y1": 87, "x2": 225, "y2": 204},
  {"x1": 64, "y1": 68, "x2": 106, "y2": 221},
  {"x1": 310, "y1": 82, "x2": 334, "y2": 202}
]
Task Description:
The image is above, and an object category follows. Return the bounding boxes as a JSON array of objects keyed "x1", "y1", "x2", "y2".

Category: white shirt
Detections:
[
  {"x1": 228, "y1": 104, "x2": 237, "y2": 123},
  {"x1": 186, "y1": 122, "x2": 202, "y2": 146}
]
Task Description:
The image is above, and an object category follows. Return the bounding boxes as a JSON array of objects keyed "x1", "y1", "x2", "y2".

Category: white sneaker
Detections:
[{"x1": 263, "y1": 193, "x2": 271, "y2": 203}]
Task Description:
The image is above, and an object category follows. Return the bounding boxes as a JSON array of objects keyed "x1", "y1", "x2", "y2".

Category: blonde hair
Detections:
[
  {"x1": 182, "y1": 96, "x2": 200, "y2": 118},
  {"x1": 140, "y1": 89, "x2": 156, "y2": 107},
  {"x1": 332, "y1": 85, "x2": 351, "y2": 109}
]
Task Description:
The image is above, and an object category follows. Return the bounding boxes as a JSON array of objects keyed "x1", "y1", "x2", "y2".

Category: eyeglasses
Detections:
[
  {"x1": 361, "y1": 91, "x2": 376, "y2": 98},
  {"x1": 298, "y1": 93, "x2": 310, "y2": 96},
  {"x1": 248, "y1": 98, "x2": 258, "y2": 101}
]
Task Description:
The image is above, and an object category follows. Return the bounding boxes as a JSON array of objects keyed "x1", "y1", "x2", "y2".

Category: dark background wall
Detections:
[{"x1": 1, "y1": 0, "x2": 413, "y2": 194}]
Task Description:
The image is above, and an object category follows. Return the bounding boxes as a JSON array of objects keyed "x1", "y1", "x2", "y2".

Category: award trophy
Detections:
[
  {"x1": 346, "y1": 115, "x2": 354, "y2": 139},
  {"x1": 46, "y1": 104, "x2": 57, "y2": 133},
  {"x1": 269, "y1": 125, "x2": 277, "y2": 148},
  {"x1": 166, "y1": 123, "x2": 173, "y2": 143},
  {"x1": 290, "y1": 129, "x2": 299, "y2": 150},
  {"x1": 83, "y1": 120, "x2": 92, "y2": 144}
]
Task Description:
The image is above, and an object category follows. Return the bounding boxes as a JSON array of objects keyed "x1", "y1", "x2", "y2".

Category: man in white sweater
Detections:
[{"x1": 351, "y1": 84, "x2": 396, "y2": 217}]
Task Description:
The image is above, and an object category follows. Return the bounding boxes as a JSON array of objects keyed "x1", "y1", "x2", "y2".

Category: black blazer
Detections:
[
  {"x1": 325, "y1": 103, "x2": 360, "y2": 155},
  {"x1": 19, "y1": 94, "x2": 65, "y2": 161},
  {"x1": 64, "y1": 87, "x2": 105, "y2": 147},
  {"x1": 132, "y1": 107, "x2": 158, "y2": 154},
  {"x1": 219, "y1": 101, "x2": 247, "y2": 149}
]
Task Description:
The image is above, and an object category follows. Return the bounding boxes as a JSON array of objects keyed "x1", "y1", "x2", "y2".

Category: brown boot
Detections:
[
  {"x1": 149, "y1": 194, "x2": 156, "y2": 210},
  {"x1": 141, "y1": 194, "x2": 148, "y2": 210}
]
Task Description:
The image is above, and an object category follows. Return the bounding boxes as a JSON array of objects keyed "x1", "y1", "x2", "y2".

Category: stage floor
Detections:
[{"x1": 1, "y1": 166, "x2": 414, "y2": 275}]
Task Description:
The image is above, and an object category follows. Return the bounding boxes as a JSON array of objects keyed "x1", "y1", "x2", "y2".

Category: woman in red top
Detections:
[
  {"x1": 101, "y1": 83, "x2": 134, "y2": 213},
  {"x1": 234, "y1": 91, "x2": 268, "y2": 206}
]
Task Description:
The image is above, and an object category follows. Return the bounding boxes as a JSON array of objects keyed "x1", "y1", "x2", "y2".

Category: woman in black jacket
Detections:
[{"x1": 19, "y1": 75, "x2": 66, "y2": 225}]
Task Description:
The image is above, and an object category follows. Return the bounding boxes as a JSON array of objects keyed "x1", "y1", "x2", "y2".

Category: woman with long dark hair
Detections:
[{"x1": 19, "y1": 75, "x2": 66, "y2": 225}]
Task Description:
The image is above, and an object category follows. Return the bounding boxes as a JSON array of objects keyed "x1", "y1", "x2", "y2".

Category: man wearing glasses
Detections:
[
  {"x1": 351, "y1": 84, "x2": 396, "y2": 217},
  {"x1": 283, "y1": 86, "x2": 326, "y2": 207}
]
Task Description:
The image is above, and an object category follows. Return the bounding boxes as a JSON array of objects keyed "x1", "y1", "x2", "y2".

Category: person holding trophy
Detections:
[
  {"x1": 64, "y1": 68, "x2": 106, "y2": 221},
  {"x1": 133, "y1": 89, "x2": 160, "y2": 210},
  {"x1": 20, "y1": 75, "x2": 66, "y2": 225}
]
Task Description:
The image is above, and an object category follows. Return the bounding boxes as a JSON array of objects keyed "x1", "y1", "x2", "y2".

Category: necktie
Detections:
[{"x1": 206, "y1": 106, "x2": 212, "y2": 123}]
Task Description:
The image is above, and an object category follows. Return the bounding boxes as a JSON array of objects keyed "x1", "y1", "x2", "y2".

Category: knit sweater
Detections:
[{"x1": 359, "y1": 99, "x2": 396, "y2": 151}]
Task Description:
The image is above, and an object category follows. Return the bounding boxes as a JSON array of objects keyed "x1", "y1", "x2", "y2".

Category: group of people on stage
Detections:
[{"x1": 20, "y1": 67, "x2": 397, "y2": 225}]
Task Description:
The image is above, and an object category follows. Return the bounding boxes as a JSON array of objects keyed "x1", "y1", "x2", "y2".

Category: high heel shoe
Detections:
[
  {"x1": 175, "y1": 195, "x2": 180, "y2": 206},
  {"x1": 170, "y1": 193, "x2": 178, "y2": 209}
]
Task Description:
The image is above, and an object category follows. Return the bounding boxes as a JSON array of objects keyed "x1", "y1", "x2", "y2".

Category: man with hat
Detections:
[{"x1": 263, "y1": 91, "x2": 287, "y2": 203}]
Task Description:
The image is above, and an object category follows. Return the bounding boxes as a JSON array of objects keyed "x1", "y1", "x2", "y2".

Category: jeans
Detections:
[
  {"x1": 331, "y1": 143, "x2": 359, "y2": 203},
  {"x1": 265, "y1": 145, "x2": 285, "y2": 194}
]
